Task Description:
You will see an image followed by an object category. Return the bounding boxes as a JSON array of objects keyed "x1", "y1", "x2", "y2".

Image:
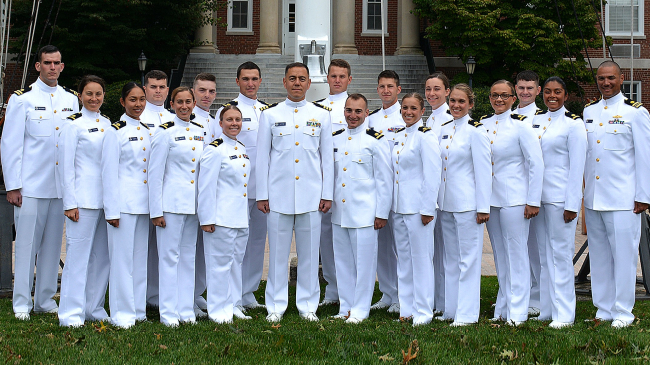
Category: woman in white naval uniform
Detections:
[
  {"x1": 437, "y1": 84, "x2": 492, "y2": 326},
  {"x1": 391, "y1": 93, "x2": 442, "y2": 326},
  {"x1": 198, "y1": 105, "x2": 251, "y2": 324},
  {"x1": 481, "y1": 80, "x2": 544, "y2": 325},
  {"x1": 102, "y1": 82, "x2": 151, "y2": 328},
  {"x1": 149, "y1": 87, "x2": 205, "y2": 327},
  {"x1": 58, "y1": 75, "x2": 111, "y2": 327},
  {"x1": 531, "y1": 77, "x2": 586, "y2": 328},
  {"x1": 424, "y1": 73, "x2": 453, "y2": 315}
]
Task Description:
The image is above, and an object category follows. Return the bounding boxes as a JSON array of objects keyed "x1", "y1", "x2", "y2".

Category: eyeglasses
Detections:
[{"x1": 490, "y1": 93, "x2": 514, "y2": 100}]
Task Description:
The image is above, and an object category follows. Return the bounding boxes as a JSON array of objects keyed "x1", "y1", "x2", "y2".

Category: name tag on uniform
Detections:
[
  {"x1": 333, "y1": 148, "x2": 338, "y2": 152},
  {"x1": 62, "y1": 108, "x2": 73, "y2": 112},
  {"x1": 147, "y1": 123, "x2": 155, "y2": 128},
  {"x1": 275, "y1": 122, "x2": 286, "y2": 127},
  {"x1": 533, "y1": 125, "x2": 540, "y2": 128},
  {"x1": 88, "y1": 128, "x2": 99, "y2": 133},
  {"x1": 243, "y1": 118, "x2": 251, "y2": 122},
  {"x1": 175, "y1": 136, "x2": 185, "y2": 141},
  {"x1": 35, "y1": 106, "x2": 46, "y2": 110},
  {"x1": 194, "y1": 136, "x2": 204, "y2": 141},
  {"x1": 442, "y1": 135, "x2": 449, "y2": 139},
  {"x1": 243, "y1": 154, "x2": 249, "y2": 159},
  {"x1": 129, "y1": 137, "x2": 138, "y2": 141},
  {"x1": 394, "y1": 141, "x2": 399, "y2": 146},
  {"x1": 229, "y1": 155, "x2": 238, "y2": 160},
  {"x1": 585, "y1": 119, "x2": 593, "y2": 123}
]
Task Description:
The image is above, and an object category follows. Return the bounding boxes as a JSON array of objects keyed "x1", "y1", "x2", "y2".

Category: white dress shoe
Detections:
[
  {"x1": 242, "y1": 302, "x2": 266, "y2": 310},
  {"x1": 210, "y1": 317, "x2": 233, "y2": 324},
  {"x1": 548, "y1": 321, "x2": 572, "y2": 329},
  {"x1": 300, "y1": 312, "x2": 319, "y2": 322},
  {"x1": 318, "y1": 299, "x2": 339, "y2": 307},
  {"x1": 35, "y1": 307, "x2": 58, "y2": 314},
  {"x1": 15, "y1": 312, "x2": 30, "y2": 321},
  {"x1": 530, "y1": 316, "x2": 551, "y2": 321},
  {"x1": 266, "y1": 312, "x2": 282, "y2": 322},
  {"x1": 528, "y1": 307, "x2": 540, "y2": 316},
  {"x1": 434, "y1": 315, "x2": 452, "y2": 322},
  {"x1": 346, "y1": 317, "x2": 363, "y2": 324},
  {"x1": 194, "y1": 308, "x2": 208, "y2": 319},
  {"x1": 413, "y1": 318, "x2": 432, "y2": 326},
  {"x1": 331, "y1": 313, "x2": 348, "y2": 320},
  {"x1": 450, "y1": 321, "x2": 474, "y2": 327},
  {"x1": 234, "y1": 306, "x2": 252, "y2": 320},
  {"x1": 370, "y1": 300, "x2": 390, "y2": 310},
  {"x1": 611, "y1": 319, "x2": 631, "y2": 328},
  {"x1": 489, "y1": 317, "x2": 504, "y2": 322},
  {"x1": 387, "y1": 303, "x2": 400, "y2": 313}
]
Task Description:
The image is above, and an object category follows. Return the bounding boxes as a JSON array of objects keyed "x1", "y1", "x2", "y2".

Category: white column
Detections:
[
  {"x1": 333, "y1": 0, "x2": 358, "y2": 54},
  {"x1": 256, "y1": 0, "x2": 281, "y2": 54},
  {"x1": 395, "y1": 0, "x2": 422, "y2": 55},
  {"x1": 191, "y1": 13, "x2": 218, "y2": 54}
]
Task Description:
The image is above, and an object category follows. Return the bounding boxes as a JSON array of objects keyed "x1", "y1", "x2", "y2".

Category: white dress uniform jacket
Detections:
[
  {"x1": 61, "y1": 108, "x2": 111, "y2": 210},
  {"x1": 514, "y1": 103, "x2": 540, "y2": 121},
  {"x1": 583, "y1": 93, "x2": 650, "y2": 210},
  {"x1": 193, "y1": 106, "x2": 218, "y2": 143},
  {"x1": 140, "y1": 101, "x2": 174, "y2": 136},
  {"x1": 438, "y1": 114, "x2": 492, "y2": 213},
  {"x1": 331, "y1": 123, "x2": 393, "y2": 227},
  {"x1": 256, "y1": 99, "x2": 334, "y2": 214},
  {"x1": 149, "y1": 117, "x2": 206, "y2": 217},
  {"x1": 317, "y1": 91, "x2": 348, "y2": 131},
  {"x1": 2, "y1": 78, "x2": 80, "y2": 198},
  {"x1": 425, "y1": 103, "x2": 453, "y2": 138},
  {"x1": 367, "y1": 102, "x2": 405, "y2": 149}
]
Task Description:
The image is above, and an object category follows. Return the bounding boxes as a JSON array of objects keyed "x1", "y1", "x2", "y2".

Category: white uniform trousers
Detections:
[
  {"x1": 204, "y1": 225, "x2": 249, "y2": 322},
  {"x1": 332, "y1": 224, "x2": 378, "y2": 319},
  {"x1": 528, "y1": 220, "x2": 542, "y2": 309},
  {"x1": 440, "y1": 210, "x2": 483, "y2": 323},
  {"x1": 433, "y1": 210, "x2": 446, "y2": 312},
  {"x1": 265, "y1": 210, "x2": 321, "y2": 315},
  {"x1": 585, "y1": 208, "x2": 640, "y2": 323},
  {"x1": 376, "y1": 211, "x2": 399, "y2": 304},
  {"x1": 157, "y1": 213, "x2": 198, "y2": 325},
  {"x1": 486, "y1": 208, "x2": 508, "y2": 320},
  {"x1": 393, "y1": 213, "x2": 435, "y2": 323},
  {"x1": 534, "y1": 203, "x2": 577, "y2": 323},
  {"x1": 194, "y1": 229, "x2": 207, "y2": 310},
  {"x1": 146, "y1": 222, "x2": 159, "y2": 306},
  {"x1": 107, "y1": 213, "x2": 149, "y2": 327},
  {"x1": 240, "y1": 199, "x2": 268, "y2": 306},
  {"x1": 59, "y1": 208, "x2": 109, "y2": 326},
  {"x1": 12, "y1": 196, "x2": 64, "y2": 314},
  {"x1": 320, "y1": 210, "x2": 338, "y2": 302},
  {"x1": 486, "y1": 205, "x2": 531, "y2": 322}
]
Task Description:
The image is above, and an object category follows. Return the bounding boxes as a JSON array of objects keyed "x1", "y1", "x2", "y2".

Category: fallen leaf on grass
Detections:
[
  {"x1": 159, "y1": 345, "x2": 168, "y2": 350},
  {"x1": 490, "y1": 323, "x2": 501, "y2": 328},
  {"x1": 378, "y1": 353, "x2": 394, "y2": 362},
  {"x1": 262, "y1": 330, "x2": 274, "y2": 334},
  {"x1": 154, "y1": 333, "x2": 162, "y2": 340},
  {"x1": 271, "y1": 324, "x2": 281, "y2": 329},
  {"x1": 94, "y1": 321, "x2": 107, "y2": 333},
  {"x1": 45, "y1": 333, "x2": 55, "y2": 339},
  {"x1": 401, "y1": 339, "x2": 419, "y2": 364},
  {"x1": 500, "y1": 349, "x2": 518, "y2": 361},
  {"x1": 318, "y1": 324, "x2": 325, "y2": 331}
]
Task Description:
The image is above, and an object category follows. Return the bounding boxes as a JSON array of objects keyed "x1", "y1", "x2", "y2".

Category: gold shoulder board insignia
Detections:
[
  {"x1": 480, "y1": 113, "x2": 494, "y2": 121},
  {"x1": 418, "y1": 126, "x2": 431, "y2": 133},
  {"x1": 237, "y1": 140, "x2": 245, "y2": 147},
  {"x1": 167, "y1": 108, "x2": 175, "y2": 115},
  {"x1": 367, "y1": 128, "x2": 384, "y2": 139},
  {"x1": 565, "y1": 111, "x2": 580, "y2": 120},
  {"x1": 140, "y1": 122, "x2": 150, "y2": 130},
  {"x1": 584, "y1": 97, "x2": 601, "y2": 108},
  {"x1": 209, "y1": 138, "x2": 223, "y2": 148},
  {"x1": 624, "y1": 98, "x2": 643, "y2": 109},
  {"x1": 511, "y1": 113, "x2": 527, "y2": 121},
  {"x1": 441, "y1": 120, "x2": 453, "y2": 126},
  {"x1": 368, "y1": 108, "x2": 381, "y2": 116},
  {"x1": 159, "y1": 121, "x2": 175, "y2": 129},
  {"x1": 469, "y1": 119, "x2": 482, "y2": 127},
  {"x1": 13, "y1": 86, "x2": 32, "y2": 96},
  {"x1": 312, "y1": 102, "x2": 332, "y2": 111},
  {"x1": 111, "y1": 120, "x2": 127, "y2": 130},
  {"x1": 260, "y1": 102, "x2": 279, "y2": 112},
  {"x1": 62, "y1": 86, "x2": 79, "y2": 97},
  {"x1": 101, "y1": 113, "x2": 111, "y2": 122},
  {"x1": 395, "y1": 127, "x2": 406, "y2": 133},
  {"x1": 259, "y1": 100, "x2": 270, "y2": 106},
  {"x1": 190, "y1": 121, "x2": 204, "y2": 128},
  {"x1": 67, "y1": 112, "x2": 82, "y2": 121},
  {"x1": 332, "y1": 128, "x2": 345, "y2": 136},
  {"x1": 535, "y1": 109, "x2": 548, "y2": 115}
]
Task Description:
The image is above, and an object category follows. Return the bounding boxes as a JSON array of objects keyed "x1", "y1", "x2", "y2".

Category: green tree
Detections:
[
  {"x1": 9, "y1": 0, "x2": 226, "y2": 87},
  {"x1": 413, "y1": 0, "x2": 607, "y2": 93}
]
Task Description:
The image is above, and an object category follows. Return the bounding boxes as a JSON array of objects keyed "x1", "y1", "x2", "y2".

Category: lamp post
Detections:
[
  {"x1": 138, "y1": 51, "x2": 147, "y2": 85},
  {"x1": 465, "y1": 56, "x2": 476, "y2": 88}
]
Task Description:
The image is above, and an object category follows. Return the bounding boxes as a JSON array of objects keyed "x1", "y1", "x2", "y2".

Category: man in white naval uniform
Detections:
[
  {"x1": 513, "y1": 70, "x2": 542, "y2": 317},
  {"x1": 313, "y1": 59, "x2": 353, "y2": 307},
  {"x1": 583, "y1": 61, "x2": 650, "y2": 328},
  {"x1": 215, "y1": 62, "x2": 269, "y2": 311},
  {"x1": 140, "y1": 70, "x2": 175, "y2": 308},
  {"x1": 331, "y1": 93, "x2": 392, "y2": 323},
  {"x1": 1, "y1": 45, "x2": 79, "y2": 320},
  {"x1": 256, "y1": 63, "x2": 334, "y2": 322},
  {"x1": 367, "y1": 70, "x2": 404, "y2": 313},
  {"x1": 190, "y1": 72, "x2": 218, "y2": 316}
]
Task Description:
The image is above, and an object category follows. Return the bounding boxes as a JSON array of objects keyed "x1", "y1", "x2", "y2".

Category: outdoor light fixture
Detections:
[
  {"x1": 138, "y1": 51, "x2": 147, "y2": 85},
  {"x1": 465, "y1": 56, "x2": 476, "y2": 88}
]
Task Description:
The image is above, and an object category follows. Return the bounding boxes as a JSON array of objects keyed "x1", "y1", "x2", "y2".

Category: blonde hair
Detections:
[{"x1": 450, "y1": 83, "x2": 475, "y2": 106}]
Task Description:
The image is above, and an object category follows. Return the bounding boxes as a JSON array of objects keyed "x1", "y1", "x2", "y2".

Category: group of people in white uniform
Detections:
[{"x1": 3, "y1": 45, "x2": 648, "y2": 331}]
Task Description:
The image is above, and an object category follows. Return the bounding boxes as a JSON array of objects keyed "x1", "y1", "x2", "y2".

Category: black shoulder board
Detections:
[
  {"x1": 479, "y1": 113, "x2": 494, "y2": 121},
  {"x1": 367, "y1": 128, "x2": 384, "y2": 139},
  {"x1": 209, "y1": 138, "x2": 223, "y2": 148},
  {"x1": 418, "y1": 126, "x2": 432, "y2": 133},
  {"x1": 101, "y1": 113, "x2": 111, "y2": 122},
  {"x1": 441, "y1": 120, "x2": 453, "y2": 126},
  {"x1": 368, "y1": 108, "x2": 381, "y2": 116},
  {"x1": 395, "y1": 127, "x2": 406, "y2": 133},
  {"x1": 228, "y1": 100, "x2": 239, "y2": 106},
  {"x1": 167, "y1": 108, "x2": 175, "y2": 115},
  {"x1": 159, "y1": 121, "x2": 175, "y2": 129},
  {"x1": 511, "y1": 113, "x2": 527, "y2": 121},
  {"x1": 584, "y1": 97, "x2": 601, "y2": 108},
  {"x1": 469, "y1": 119, "x2": 483, "y2": 127},
  {"x1": 312, "y1": 102, "x2": 332, "y2": 111},
  {"x1": 237, "y1": 140, "x2": 245, "y2": 147},
  {"x1": 111, "y1": 120, "x2": 127, "y2": 130},
  {"x1": 446, "y1": 109, "x2": 452, "y2": 115},
  {"x1": 62, "y1": 86, "x2": 79, "y2": 97},
  {"x1": 189, "y1": 113, "x2": 196, "y2": 121},
  {"x1": 535, "y1": 109, "x2": 548, "y2": 115},
  {"x1": 190, "y1": 121, "x2": 204, "y2": 128},
  {"x1": 259, "y1": 100, "x2": 270, "y2": 106},
  {"x1": 565, "y1": 111, "x2": 580, "y2": 120},
  {"x1": 13, "y1": 86, "x2": 32, "y2": 96},
  {"x1": 67, "y1": 112, "x2": 82, "y2": 121},
  {"x1": 314, "y1": 98, "x2": 326, "y2": 103},
  {"x1": 140, "y1": 122, "x2": 150, "y2": 130},
  {"x1": 624, "y1": 99, "x2": 643, "y2": 109},
  {"x1": 332, "y1": 128, "x2": 345, "y2": 136},
  {"x1": 209, "y1": 112, "x2": 216, "y2": 119},
  {"x1": 260, "y1": 102, "x2": 279, "y2": 112}
]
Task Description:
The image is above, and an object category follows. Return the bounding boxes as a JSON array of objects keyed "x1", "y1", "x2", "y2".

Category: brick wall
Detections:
[
  {"x1": 2, "y1": 62, "x2": 39, "y2": 103},
  {"x1": 580, "y1": 69, "x2": 650, "y2": 105},
  {"x1": 216, "y1": 0, "x2": 260, "y2": 54},
  {"x1": 354, "y1": 0, "x2": 398, "y2": 55}
]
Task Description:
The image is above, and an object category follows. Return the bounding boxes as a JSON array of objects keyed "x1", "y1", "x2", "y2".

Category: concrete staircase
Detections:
[{"x1": 181, "y1": 53, "x2": 430, "y2": 113}]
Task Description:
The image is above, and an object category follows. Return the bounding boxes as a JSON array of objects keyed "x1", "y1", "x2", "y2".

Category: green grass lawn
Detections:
[{"x1": 1, "y1": 277, "x2": 649, "y2": 364}]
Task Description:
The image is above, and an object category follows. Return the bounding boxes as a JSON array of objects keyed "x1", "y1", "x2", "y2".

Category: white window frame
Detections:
[
  {"x1": 622, "y1": 80, "x2": 642, "y2": 101},
  {"x1": 227, "y1": 0, "x2": 253, "y2": 34},
  {"x1": 362, "y1": 0, "x2": 389, "y2": 36},
  {"x1": 605, "y1": 0, "x2": 644, "y2": 38}
]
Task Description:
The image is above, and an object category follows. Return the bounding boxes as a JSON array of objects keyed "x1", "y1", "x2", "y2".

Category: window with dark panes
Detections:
[
  {"x1": 367, "y1": 0, "x2": 382, "y2": 30},
  {"x1": 232, "y1": 1, "x2": 248, "y2": 29}
]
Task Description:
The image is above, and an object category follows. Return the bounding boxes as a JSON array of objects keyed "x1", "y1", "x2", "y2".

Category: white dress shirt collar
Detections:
[
  {"x1": 405, "y1": 119, "x2": 424, "y2": 132},
  {"x1": 81, "y1": 107, "x2": 100, "y2": 120},
  {"x1": 194, "y1": 106, "x2": 211, "y2": 119},
  {"x1": 222, "y1": 134, "x2": 238, "y2": 146},
  {"x1": 237, "y1": 93, "x2": 257, "y2": 106},
  {"x1": 284, "y1": 98, "x2": 307, "y2": 108},
  {"x1": 454, "y1": 114, "x2": 471, "y2": 126},
  {"x1": 495, "y1": 111, "x2": 509, "y2": 122},
  {"x1": 382, "y1": 101, "x2": 401, "y2": 116},
  {"x1": 175, "y1": 116, "x2": 190, "y2": 126},
  {"x1": 430, "y1": 103, "x2": 450, "y2": 118},
  {"x1": 121, "y1": 113, "x2": 141, "y2": 126},
  {"x1": 603, "y1": 91, "x2": 624, "y2": 106},
  {"x1": 516, "y1": 102, "x2": 538, "y2": 115},
  {"x1": 34, "y1": 77, "x2": 58, "y2": 93},
  {"x1": 328, "y1": 91, "x2": 348, "y2": 102},
  {"x1": 348, "y1": 121, "x2": 368, "y2": 135},
  {"x1": 146, "y1": 101, "x2": 165, "y2": 113},
  {"x1": 548, "y1": 106, "x2": 567, "y2": 118}
]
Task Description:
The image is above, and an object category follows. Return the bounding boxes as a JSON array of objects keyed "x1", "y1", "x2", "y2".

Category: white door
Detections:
[{"x1": 282, "y1": 0, "x2": 296, "y2": 55}]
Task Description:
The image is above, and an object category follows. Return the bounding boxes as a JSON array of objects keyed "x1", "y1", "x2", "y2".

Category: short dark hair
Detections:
[
  {"x1": 425, "y1": 72, "x2": 450, "y2": 89},
  {"x1": 37, "y1": 45, "x2": 60, "y2": 63},
  {"x1": 598, "y1": 60, "x2": 622, "y2": 75},
  {"x1": 78, "y1": 75, "x2": 106, "y2": 94},
  {"x1": 237, "y1": 61, "x2": 261, "y2": 79},
  {"x1": 346, "y1": 93, "x2": 368, "y2": 109},
  {"x1": 515, "y1": 70, "x2": 539, "y2": 86},
  {"x1": 285, "y1": 62, "x2": 310, "y2": 77},
  {"x1": 543, "y1": 76, "x2": 568, "y2": 95},
  {"x1": 219, "y1": 104, "x2": 242, "y2": 121},
  {"x1": 120, "y1": 82, "x2": 145, "y2": 101},
  {"x1": 144, "y1": 70, "x2": 168, "y2": 86},
  {"x1": 378, "y1": 70, "x2": 400, "y2": 87},
  {"x1": 170, "y1": 86, "x2": 195, "y2": 102},
  {"x1": 328, "y1": 59, "x2": 351, "y2": 76},
  {"x1": 193, "y1": 73, "x2": 216, "y2": 88}
]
